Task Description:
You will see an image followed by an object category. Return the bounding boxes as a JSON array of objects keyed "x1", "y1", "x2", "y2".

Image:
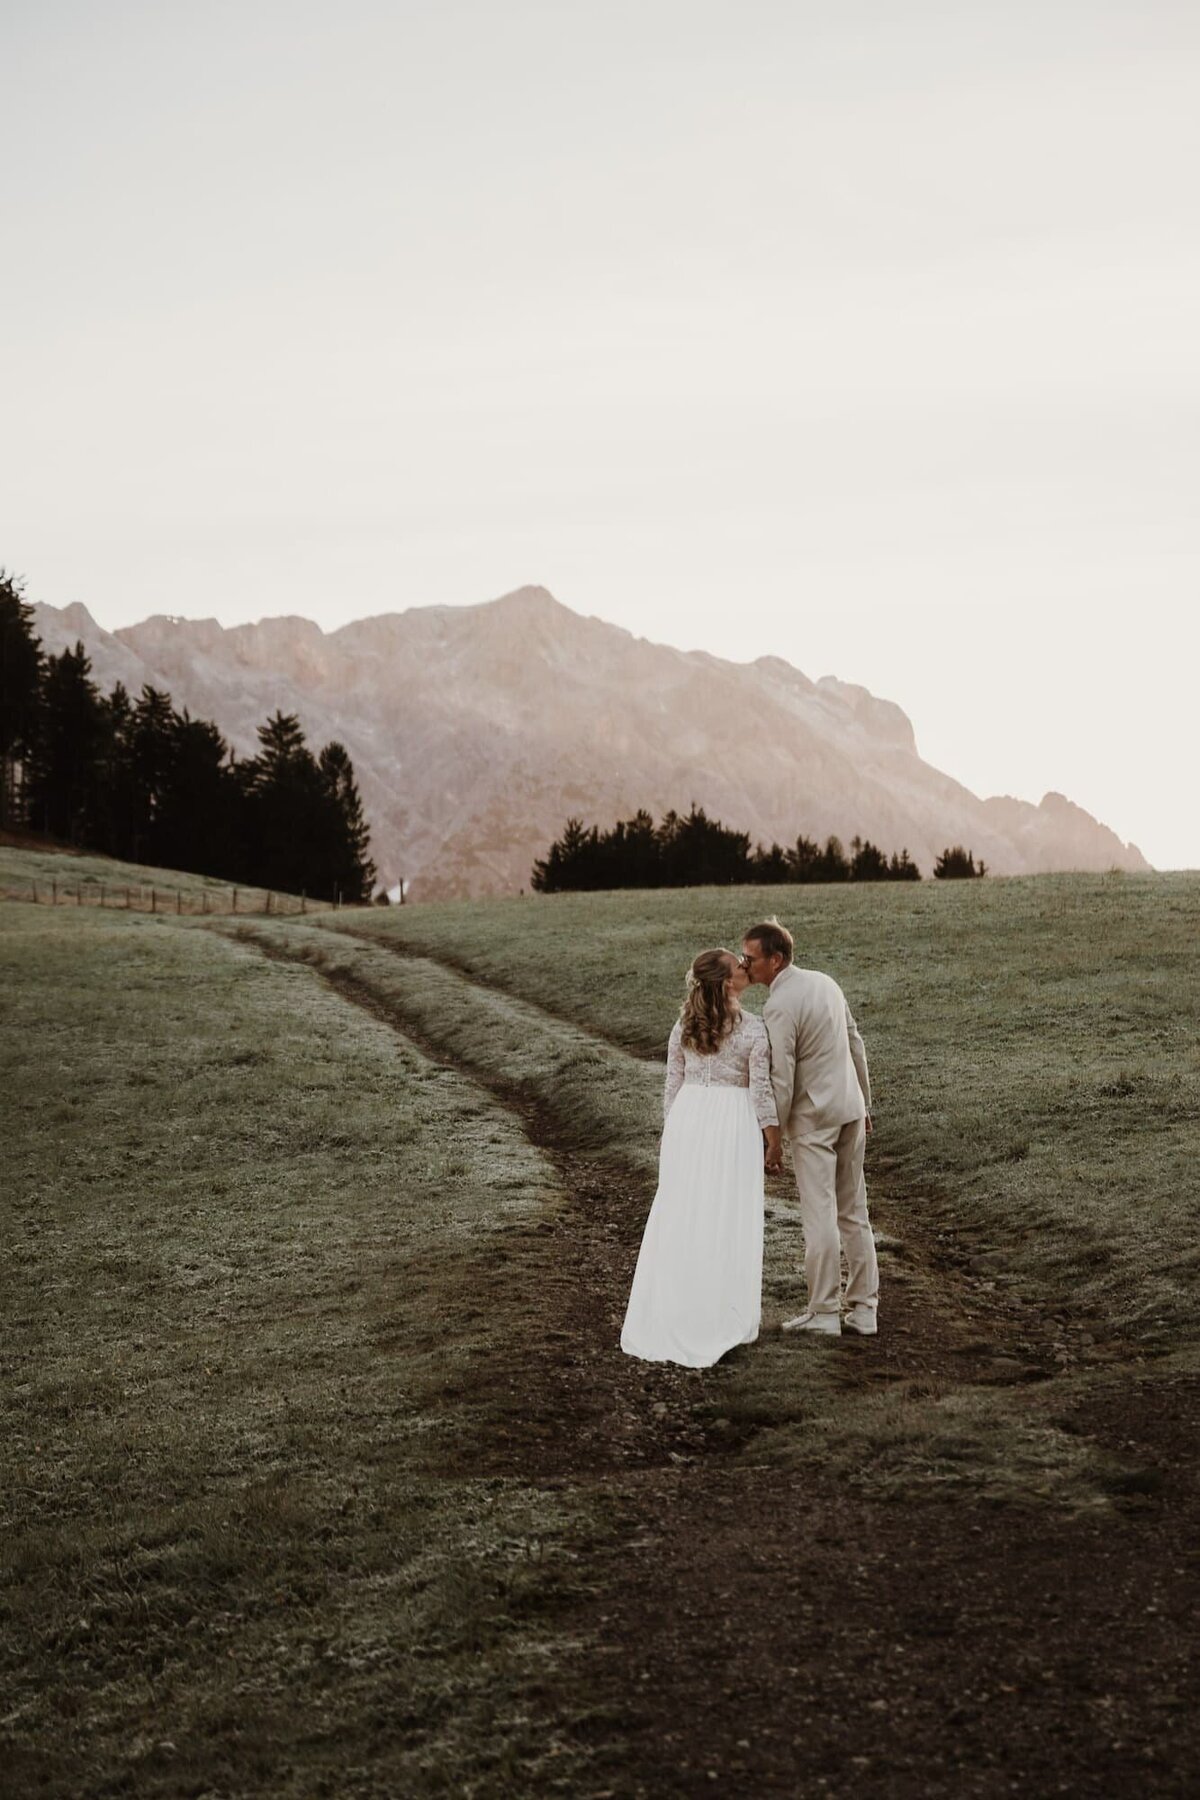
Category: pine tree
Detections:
[
  {"x1": 622, "y1": 809, "x2": 660, "y2": 887},
  {"x1": 933, "y1": 845, "x2": 982, "y2": 879},
  {"x1": 543, "y1": 820, "x2": 590, "y2": 889},
  {"x1": 661, "y1": 804, "x2": 751, "y2": 886},
  {"x1": 850, "y1": 837, "x2": 890, "y2": 881},
  {"x1": 532, "y1": 816, "x2": 621, "y2": 892},
  {"x1": 27, "y1": 643, "x2": 108, "y2": 843},
  {"x1": 788, "y1": 835, "x2": 822, "y2": 883},
  {"x1": 157, "y1": 712, "x2": 239, "y2": 877},
  {"x1": 130, "y1": 686, "x2": 178, "y2": 862},
  {"x1": 749, "y1": 842, "x2": 791, "y2": 883},
  {"x1": 889, "y1": 848, "x2": 921, "y2": 881},
  {"x1": 0, "y1": 570, "x2": 43, "y2": 830},
  {"x1": 530, "y1": 839, "x2": 563, "y2": 893},
  {"x1": 820, "y1": 835, "x2": 851, "y2": 882},
  {"x1": 92, "y1": 682, "x2": 138, "y2": 860},
  {"x1": 318, "y1": 740, "x2": 376, "y2": 902},
  {"x1": 244, "y1": 711, "x2": 325, "y2": 894}
]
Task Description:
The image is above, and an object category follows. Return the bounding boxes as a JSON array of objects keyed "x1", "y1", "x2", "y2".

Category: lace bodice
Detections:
[{"x1": 663, "y1": 1012, "x2": 779, "y2": 1130}]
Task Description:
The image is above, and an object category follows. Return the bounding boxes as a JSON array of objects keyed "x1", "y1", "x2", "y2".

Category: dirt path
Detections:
[{"x1": 238, "y1": 926, "x2": 1199, "y2": 1798}]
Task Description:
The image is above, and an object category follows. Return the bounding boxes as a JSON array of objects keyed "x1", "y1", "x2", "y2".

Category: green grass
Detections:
[
  {"x1": 240, "y1": 923, "x2": 1087, "y2": 1511},
  {"x1": 305, "y1": 874, "x2": 1200, "y2": 1512},
  {"x1": 6, "y1": 866, "x2": 1197, "y2": 1791},
  {"x1": 330, "y1": 874, "x2": 1200, "y2": 1341},
  {"x1": 0, "y1": 906, "x2": 603, "y2": 1798},
  {"x1": 237, "y1": 918, "x2": 665, "y2": 1171}
]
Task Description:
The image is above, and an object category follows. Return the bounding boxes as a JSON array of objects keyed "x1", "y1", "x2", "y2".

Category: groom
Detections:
[{"x1": 741, "y1": 919, "x2": 879, "y2": 1337}]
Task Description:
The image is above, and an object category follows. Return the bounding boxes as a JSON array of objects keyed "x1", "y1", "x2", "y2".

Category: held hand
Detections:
[
  {"x1": 865, "y1": 1113, "x2": 873, "y2": 1135},
  {"x1": 763, "y1": 1126, "x2": 783, "y2": 1173}
]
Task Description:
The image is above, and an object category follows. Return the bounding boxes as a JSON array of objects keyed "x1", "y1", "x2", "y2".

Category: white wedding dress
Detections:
[{"x1": 621, "y1": 1011, "x2": 778, "y2": 1369}]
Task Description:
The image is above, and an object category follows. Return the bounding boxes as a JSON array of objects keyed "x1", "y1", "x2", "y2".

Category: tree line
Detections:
[
  {"x1": 0, "y1": 571, "x2": 375, "y2": 902},
  {"x1": 532, "y1": 805, "x2": 986, "y2": 892}
]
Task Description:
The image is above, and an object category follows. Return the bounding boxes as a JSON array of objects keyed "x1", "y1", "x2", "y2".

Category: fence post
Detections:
[
  {"x1": 52, "y1": 879, "x2": 57, "y2": 905},
  {"x1": 232, "y1": 888, "x2": 238, "y2": 914},
  {"x1": 202, "y1": 891, "x2": 208, "y2": 915},
  {"x1": 151, "y1": 888, "x2": 157, "y2": 913},
  {"x1": 125, "y1": 886, "x2": 130, "y2": 909},
  {"x1": 335, "y1": 886, "x2": 342, "y2": 910},
  {"x1": 177, "y1": 890, "x2": 182, "y2": 915},
  {"x1": 100, "y1": 884, "x2": 105, "y2": 907}
]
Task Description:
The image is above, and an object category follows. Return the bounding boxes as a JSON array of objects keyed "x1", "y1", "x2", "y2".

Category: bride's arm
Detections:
[
  {"x1": 749, "y1": 1020, "x2": 783, "y2": 1170},
  {"x1": 663, "y1": 1021, "x2": 685, "y2": 1120}
]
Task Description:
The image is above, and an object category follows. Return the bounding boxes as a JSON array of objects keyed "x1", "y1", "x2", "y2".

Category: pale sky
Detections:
[{"x1": 3, "y1": 1, "x2": 1198, "y2": 868}]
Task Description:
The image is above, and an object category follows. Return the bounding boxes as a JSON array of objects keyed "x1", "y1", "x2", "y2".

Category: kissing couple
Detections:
[{"x1": 620, "y1": 918, "x2": 879, "y2": 1369}]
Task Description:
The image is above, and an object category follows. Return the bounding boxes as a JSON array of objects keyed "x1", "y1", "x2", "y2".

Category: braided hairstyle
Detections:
[{"x1": 679, "y1": 947, "x2": 740, "y2": 1054}]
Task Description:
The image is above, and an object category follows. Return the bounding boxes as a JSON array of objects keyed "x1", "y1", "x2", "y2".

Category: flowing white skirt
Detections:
[{"x1": 620, "y1": 1084, "x2": 765, "y2": 1369}]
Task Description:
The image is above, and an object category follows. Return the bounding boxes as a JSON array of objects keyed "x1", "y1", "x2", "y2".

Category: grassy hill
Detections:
[
  {"x1": 0, "y1": 841, "x2": 329, "y2": 914},
  {"x1": 4, "y1": 869, "x2": 1198, "y2": 1796}
]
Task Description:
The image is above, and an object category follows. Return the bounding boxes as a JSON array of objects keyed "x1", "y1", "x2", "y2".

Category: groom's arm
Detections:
[
  {"x1": 763, "y1": 997, "x2": 796, "y2": 1132},
  {"x1": 845, "y1": 1000, "x2": 872, "y2": 1114}
]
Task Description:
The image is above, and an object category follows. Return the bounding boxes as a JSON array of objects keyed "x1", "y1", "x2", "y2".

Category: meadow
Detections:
[
  {"x1": 1, "y1": 903, "x2": 609, "y2": 1796},
  {"x1": 333, "y1": 872, "x2": 1200, "y2": 1344},
  {"x1": 4, "y1": 849, "x2": 1198, "y2": 1796}
]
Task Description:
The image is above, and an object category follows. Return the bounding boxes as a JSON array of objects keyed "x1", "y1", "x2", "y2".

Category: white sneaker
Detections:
[
  {"x1": 781, "y1": 1311, "x2": 842, "y2": 1335},
  {"x1": 842, "y1": 1305, "x2": 878, "y2": 1336}
]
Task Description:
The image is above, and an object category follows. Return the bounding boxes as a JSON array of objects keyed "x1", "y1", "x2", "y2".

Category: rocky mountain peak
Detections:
[
  {"x1": 29, "y1": 586, "x2": 1149, "y2": 895},
  {"x1": 47, "y1": 601, "x2": 102, "y2": 640},
  {"x1": 487, "y1": 584, "x2": 568, "y2": 617}
]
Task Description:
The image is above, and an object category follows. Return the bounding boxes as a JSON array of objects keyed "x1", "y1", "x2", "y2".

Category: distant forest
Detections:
[
  {"x1": 532, "y1": 806, "x2": 987, "y2": 892},
  {"x1": 0, "y1": 571, "x2": 375, "y2": 902}
]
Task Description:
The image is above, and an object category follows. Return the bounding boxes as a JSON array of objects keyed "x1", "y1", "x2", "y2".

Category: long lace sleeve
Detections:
[
  {"x1": 663, "y1": 1021, "x2": 685, "y2": 1120},
  {"x1": 748, "y1": 1019, "x2": 779, "y2": 1129}
]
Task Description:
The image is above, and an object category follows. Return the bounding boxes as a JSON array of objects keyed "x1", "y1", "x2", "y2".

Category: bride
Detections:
[{"x1": 621, "y1": 948, "x2": 781, "y2": 1369}]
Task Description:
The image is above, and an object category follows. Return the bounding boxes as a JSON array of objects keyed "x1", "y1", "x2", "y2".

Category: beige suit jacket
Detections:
[{"x1": 762, "y1": 964, "x2": 872, "y2": 1140}]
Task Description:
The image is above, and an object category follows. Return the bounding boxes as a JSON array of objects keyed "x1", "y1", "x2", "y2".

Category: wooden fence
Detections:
[{"x1": 0, "y1": 881, "x2": 340, "y2": 916}]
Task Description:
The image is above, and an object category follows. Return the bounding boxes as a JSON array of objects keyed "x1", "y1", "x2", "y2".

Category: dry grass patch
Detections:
[{"x1": 750, "y1": 1380, "x2": 1118, "y2": 1510}]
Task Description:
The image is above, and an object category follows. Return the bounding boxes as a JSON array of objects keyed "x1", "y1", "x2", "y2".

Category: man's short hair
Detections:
[{"x1": 744, "y1": 919, "x2": 793, "y2": 964}]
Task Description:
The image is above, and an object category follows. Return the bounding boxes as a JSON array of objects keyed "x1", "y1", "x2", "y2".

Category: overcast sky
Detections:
[{"x1": 3, "y1": 1, "x2": 1197, "y2": 868}]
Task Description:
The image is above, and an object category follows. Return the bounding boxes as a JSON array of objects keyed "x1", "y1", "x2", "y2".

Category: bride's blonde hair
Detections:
[{"x1": 679, "y1": 947, "x2": 740, "y2": 1054}]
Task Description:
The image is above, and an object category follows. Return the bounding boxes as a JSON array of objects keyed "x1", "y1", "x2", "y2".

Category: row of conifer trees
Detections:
[
  {"x1": 0, "y1": 571, "x2": 375, "y2": 902},
  {"x1": 531, "y1": 805, "x2": 985, "y2": 892}
]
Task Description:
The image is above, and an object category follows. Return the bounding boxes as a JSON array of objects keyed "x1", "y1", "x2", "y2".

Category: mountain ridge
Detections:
[{"x1": 31, "y1": 586, "x2": 1148, "y2": 896}]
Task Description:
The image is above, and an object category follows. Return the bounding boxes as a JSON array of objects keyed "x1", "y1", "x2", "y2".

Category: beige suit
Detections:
[{"x1": 762, "y1": 965, "x2": 878, "y2": 1317}]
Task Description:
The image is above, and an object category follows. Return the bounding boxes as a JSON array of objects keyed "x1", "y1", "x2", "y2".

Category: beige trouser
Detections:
[{"x1": 790, "y1": 1117, "x2": 878, "y2": 1316}]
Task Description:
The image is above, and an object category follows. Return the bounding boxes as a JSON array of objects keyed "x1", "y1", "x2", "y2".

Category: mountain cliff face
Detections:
[{"x1": 31, "y1": 586, "x2": 1148, "y2": 896}]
